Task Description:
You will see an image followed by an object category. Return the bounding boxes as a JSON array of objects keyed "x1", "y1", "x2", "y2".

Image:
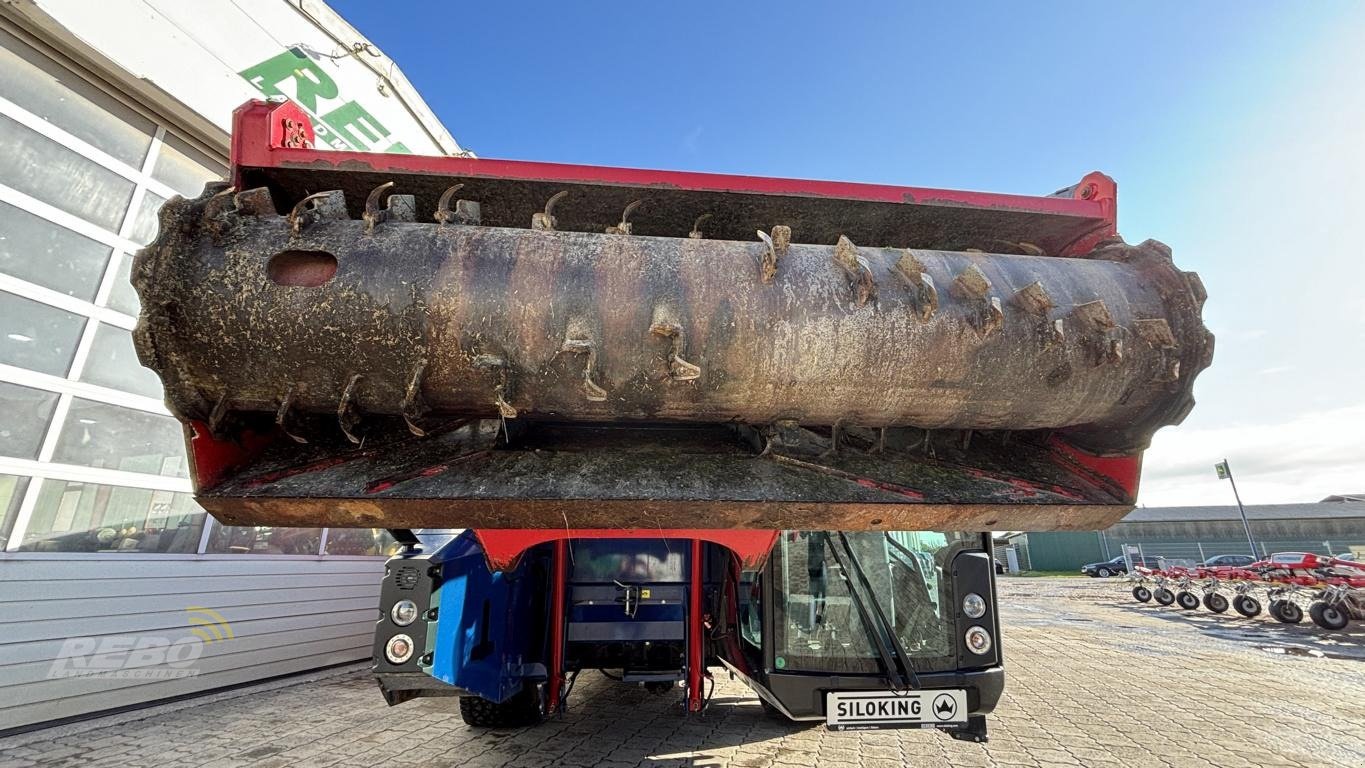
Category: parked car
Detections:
[
  {"x1": 1081, "y1": 556, "x2": 1127, "y2": 577},
  {"x1": 1200, "y1": 554, "x2": 1257, "y2": 567},
  {"x1": 1080, "y1": 555, "x2": 1161, "y2": 577}
]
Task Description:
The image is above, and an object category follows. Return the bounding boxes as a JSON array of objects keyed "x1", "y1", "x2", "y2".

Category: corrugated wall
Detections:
[{"x1": 0, "y1": 555, "x2": 383, "y2": 733}]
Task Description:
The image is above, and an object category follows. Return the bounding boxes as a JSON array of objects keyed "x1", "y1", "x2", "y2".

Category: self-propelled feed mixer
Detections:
[{"x1": 132, "y1": 100, "x2": 1212, "y2": 740}]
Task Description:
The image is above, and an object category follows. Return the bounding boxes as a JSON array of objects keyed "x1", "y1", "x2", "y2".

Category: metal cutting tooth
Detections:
[
  {"x1": 233, "y1": 187, "x2": 275, "y2": 216},
  {"x1": 892, "y1": 250, "x2": 938, "y2": 320},
  {"x1": 951, "y1": 265, "x2": 1003, "y2": 337},
  {"x1": 208, "y1": 392, "x2": 231, "y2": 436},
  {"x1": 274, "y1": 388, "x2": 308, "y2": 444},
  {"x1": 1013, "y1": 282, "x2": 1061, "y2": 346},
  {"x1": 649, "y1": 304, "x2": 702, "y2": 381},
  {"x1": 473, "y1": 354, "x2": 519, "y2": 419},
  {"x1": 756, "y1": 225, "x2": 791, "y2": 283},
  {"x1": 1071, "y1": 301, "x2": 1123, "y2": 366},
  {"x1": 363, "y1": 182, "x2": 415, "y2": 233},
  {"x1": 1071, "y1": 300, "x2": 1115, "y2": 330},
  {"x1": 688, "y1": 213, "x2": 711, "y2": 239},
  {"x1": 435, "y1": 184, "x2": 481, "y2": 226},
  {"x1": 833, "y1": 235, "x2": 876, "y2": 306},
  {"x1": 288, "y1": 190, "x2": 347, "y2": 234},
  {"x1": 1012, "y1": 281, "x2": 1054, "y2": 316},
  {"x1": 338, "y1": 374, "x2": 364, "y2": 444},
  {"x1": 401, "y1": 362, "x2": 429, "y2": 437},
  {"x1": 951, "y1": 264, "x2": 992, "y2": 301},
  {"x1": 532, "y1": 190, "x2": 568, "y2": 231},
  {"x1": 1132, "y1": 318, "x2": 1177, "y2": 348},
  {"x1": 606, "y1": 199, "x2": 643, "y2": 235},
  {"x1": 560, "y1": 318, "x2": 607, "y2": 402}
]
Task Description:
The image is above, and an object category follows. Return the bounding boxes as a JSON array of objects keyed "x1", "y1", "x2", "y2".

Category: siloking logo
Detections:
[{"x1": 48, "y1": 607, "x2": 233, "y2": 680}]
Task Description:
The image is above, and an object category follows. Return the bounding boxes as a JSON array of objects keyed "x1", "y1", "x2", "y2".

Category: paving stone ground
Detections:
[{"x1": 2, "y1": 576, "x2": 1362, "y2": 768}]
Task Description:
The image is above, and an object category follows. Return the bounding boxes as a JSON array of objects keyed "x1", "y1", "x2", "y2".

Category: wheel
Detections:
[
  {"x1": 1309, "y1": 602, "x2": 1350, "y2": 630},
  {"x1": 1132, "y1": 586, "x2": 1152, "y2": 602},
  {"x1": 1096, "y1": 567, "x2": 1113, "y2": 578},
  {"x1": 458, "y1": 683, "x2": 547, "y2": 728},
  {"x1": 1154, "y1": 588, "x2": 1176, "y2": 606},
  {"x1": 1175, "y1": 591, "x2": 1200, "y2": 610},
  {"x1": 1268, "y1": 600, "x2": 1304, "y2": 624},
  {"x1": 1233, "y1": 595, "x2": 1262, "y2": 618},
  {"x1": 1204, "y1": 593, "x2": 1230, "y2": 613}
]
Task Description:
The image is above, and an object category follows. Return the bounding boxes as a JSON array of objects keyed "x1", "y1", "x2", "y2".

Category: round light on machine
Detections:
[
  {"x1": 962, "y1": 593, "x2": 987, "y2": 619},
  {"x1": 385, "y1": 633, "x2": 415, "y2": 664},
  {"x1": 390, "y1": 599, "x2": 419, "y2": 626},
  {"x1": 964, "y1": 626, "x2": 993, "y2": 655}
]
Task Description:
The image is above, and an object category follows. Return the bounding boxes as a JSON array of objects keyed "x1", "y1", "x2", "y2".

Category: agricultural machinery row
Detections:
[{"x1": 1126, "y1": 552, "x2": 1365, "y2": 630}]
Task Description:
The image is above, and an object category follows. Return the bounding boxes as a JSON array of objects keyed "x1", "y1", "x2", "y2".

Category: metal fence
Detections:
[{"x1": 1104, "y1": 539, "x2": 1365, "y2": 569}]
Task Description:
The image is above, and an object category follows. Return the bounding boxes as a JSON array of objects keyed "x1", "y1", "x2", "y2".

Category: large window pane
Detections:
[
  {"x1": 0, "y1": 290, "x2": 86, "y2": 375},
  {"x1": 206, "y1": 525, "x2": 323, "y2": 556},
  {"x1": 0, "y1": 474, "x2": 30, "y2": 550},
  {"x1": 0, "y1": 200, "x2": 112, "y2": 300},
  {"x1": 1, "y1": 292, "x2": 88, "y2": 377},
  {"x1": 152, "y1": 134, "x2": 225, "y2": 199},
  {"x1": 105, "y1": 253, "x2": 138, "y2": 316},
  {"x1": 0, "y1": 382, "x2": 58, "y2": 459},
  {"x1": 128, "y1": 191, "x2": 166, "y2": 246},
  {"x1": 0, "y1": 114, "x2": 136, "y2": 232},
  {"x1": 324, "y1": 529, "x2": 399, "y2": 556},
  {"x1": 80, "y1": 323, "x2": 162, "y2": 398},
  {"x1": 0, "y1": 27, "x2": 155, "y2": 167},
  {"x1": 19, "y1": 480, "x2": 205, "y2": 553},
  {"x1": 52, "y1": 398, "x2": 187, "y2": 477}
]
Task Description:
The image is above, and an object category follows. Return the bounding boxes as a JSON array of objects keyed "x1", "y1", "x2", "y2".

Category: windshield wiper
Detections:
[{"x1": 824, "y1": 532, "x2": 921, "y2": 690}]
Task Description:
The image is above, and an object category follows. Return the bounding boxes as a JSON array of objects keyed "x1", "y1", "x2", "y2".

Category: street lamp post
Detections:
[{"x1": 1214, "y1": 459, "x2": 1257, "y2": 557}]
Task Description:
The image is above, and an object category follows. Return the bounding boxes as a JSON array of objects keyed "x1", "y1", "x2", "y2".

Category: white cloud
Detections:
[{"x1": 1138, "y1": 405, "x2": 1365, "y2": 507}]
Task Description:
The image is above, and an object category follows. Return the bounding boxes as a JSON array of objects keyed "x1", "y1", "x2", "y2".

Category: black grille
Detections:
[{"x1": 395, "y1": 566, "x2": 420, "y2": 590}]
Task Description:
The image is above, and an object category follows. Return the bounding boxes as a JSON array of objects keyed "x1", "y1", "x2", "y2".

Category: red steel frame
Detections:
[
  {"x1": 230, "y1": 99, "x2": 1117, "y2": 255},
  {"x1": 202, "y1": 99, "x2": 1141, "y2": 715},
  {"x1": 687, "y1": 538, "x2": 705, "y2": 712},
  {"x1": 548, "y1": 538, "x2": 567, "y2": 714},
  {"x1": 215, "y1": 97, "x2": 1142, "y2": 523},
  {"x1": 200, "y1": 98, "x2": 1137, "y2": 502}
]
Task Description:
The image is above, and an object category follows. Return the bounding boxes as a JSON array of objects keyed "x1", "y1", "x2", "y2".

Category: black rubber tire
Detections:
[
  {"x1": 1204, "y1": 593, "x2": 1230, "y2": 613},
  {"x1": 1233, "y1": 595, "x2": 1262, "y2": 618},
  {"x1": 1309, "y1": 602, "x2": 1350, "y2": 630},
  {"x1": 1132, "y1": 586, "x2": 1153, "y2": 603},
  {"x1": 1154, "y1": 588, "x2": 1176, "y2": 606},
  {"x1": 1268, "y1": 600, "x2": 1304, "y2": 624},
  {"x1": 1096, "y1": 567, "x2": 1113, "y2": 578},
  {"x1": 458, "y1": 684, "x2": 547, "y2": 728},
  {"x1": 1175, "y1": 591, "x2": 1200, "y2": 610}
]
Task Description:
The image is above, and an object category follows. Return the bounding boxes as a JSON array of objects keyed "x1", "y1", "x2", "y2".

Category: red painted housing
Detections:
[{"x1": 164, "y1": 99, "x2": 1151, "y2": 567}]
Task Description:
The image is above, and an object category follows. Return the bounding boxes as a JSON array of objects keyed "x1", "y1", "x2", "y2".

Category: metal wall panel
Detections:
[{"x1": 0, "y1": 555, "x2": 383, "y2": 733}]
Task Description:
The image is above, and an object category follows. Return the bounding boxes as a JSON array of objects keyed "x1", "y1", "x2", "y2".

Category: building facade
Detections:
[
  {"x1": 1012, "y1": 500, "x2": 1365, "y2": 572},
  {"x1": 0, "y1": 0, "x2": 459, "y2": 733}
]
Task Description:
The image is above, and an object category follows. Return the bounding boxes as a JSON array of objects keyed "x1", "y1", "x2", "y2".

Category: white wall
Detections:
[
  {"x1": 0, "y1": 555, "x2": 383, "y2": 733},
  {"x1": 12, "y1": 0, "x2": 462, "y2": 155}
]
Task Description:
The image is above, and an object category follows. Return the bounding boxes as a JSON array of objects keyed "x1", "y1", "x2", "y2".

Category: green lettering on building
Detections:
[
  {"x1": 239, "y1": 48, "x2": 339, "y2": 116},
  {"x1": 239, "y1": 48, "x2": 418, "y2": 155}
]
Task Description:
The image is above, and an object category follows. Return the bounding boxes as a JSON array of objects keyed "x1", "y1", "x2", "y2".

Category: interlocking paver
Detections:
[{"x1": 3, "y1": 577, "x2": 1364, "y2": 767}]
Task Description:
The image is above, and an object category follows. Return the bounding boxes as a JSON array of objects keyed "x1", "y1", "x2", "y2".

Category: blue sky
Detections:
[{"x1": 334, "y1": 1, "x2": 1365, "y2": 505}]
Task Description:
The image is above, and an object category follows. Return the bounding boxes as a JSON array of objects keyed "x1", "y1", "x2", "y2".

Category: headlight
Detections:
[
  {"x1": 962, "y1": 593, "x2": 987, "y2": 619},
  {"x1": 385, "y1": 633, "x2": 415, "y2": 664},
  {"x1": 391, "y1": 599, "x2": 419, "y2": 626},
  {"x1": 964, "y1": 626, "x2": 993, "y2": 655}
]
